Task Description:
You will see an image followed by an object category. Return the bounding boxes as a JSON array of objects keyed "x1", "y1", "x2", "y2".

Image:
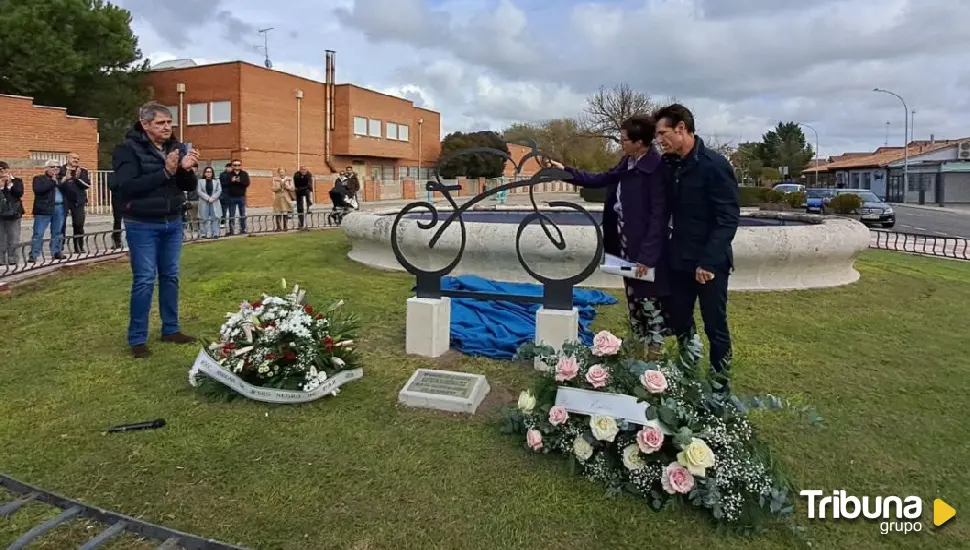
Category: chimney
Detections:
[
  {"x1": 324, "y1": 50, "x2": 336, "y2": 172},
  {"x1": 930, "y1": 134, "x2": 935, "y2": 145}
]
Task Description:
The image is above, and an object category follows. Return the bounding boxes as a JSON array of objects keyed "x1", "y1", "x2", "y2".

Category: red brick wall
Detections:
[
  {"x1": 143, "y1": 62, "x2": 442, "y2": 203},
  {"x1": 504, "y1": 143, "x2": 542, "y2": 178},
  {"x1": 0, "y1": 94, "x2": 99, "y2": 212}
]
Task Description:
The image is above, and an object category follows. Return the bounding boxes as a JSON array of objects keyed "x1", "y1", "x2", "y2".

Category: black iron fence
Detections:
[
  {"x1": 870, "y1": 230, "x2": 970, "y2": 261},
  {"x1": 1, "y1": 211, "x2": 346, "y2": 280}
]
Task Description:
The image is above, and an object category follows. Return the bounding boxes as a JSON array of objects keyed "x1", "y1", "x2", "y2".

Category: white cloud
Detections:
[{"x1": 118, "y1": 0, "x2": 970, "y2": 156}]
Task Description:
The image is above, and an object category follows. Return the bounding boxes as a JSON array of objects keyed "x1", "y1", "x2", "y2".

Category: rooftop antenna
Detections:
[{"x1": 257, "y1": 27, "x2": 274, "y2": 69}]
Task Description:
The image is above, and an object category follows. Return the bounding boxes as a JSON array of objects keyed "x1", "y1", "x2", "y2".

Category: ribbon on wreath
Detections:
[{"x1": 190, "y1": 348, "x2": 363, "y2": 403}]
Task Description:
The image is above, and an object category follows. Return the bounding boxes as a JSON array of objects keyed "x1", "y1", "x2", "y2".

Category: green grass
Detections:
[{"x1": 1, "y1": 232, "x2": 968, "y2": 550}]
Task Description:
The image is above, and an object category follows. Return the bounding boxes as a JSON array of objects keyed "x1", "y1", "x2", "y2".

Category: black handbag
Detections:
[{"x1": 0, "y1": 189, "x2": 24, "y2": 219}]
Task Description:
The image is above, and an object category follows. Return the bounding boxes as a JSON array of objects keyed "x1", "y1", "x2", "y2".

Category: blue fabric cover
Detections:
[{"x1": 439, "y1": 275, "x2": 618, "y2": 359}]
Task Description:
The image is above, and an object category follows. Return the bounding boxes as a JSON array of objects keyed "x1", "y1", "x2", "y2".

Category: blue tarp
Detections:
[{"x1": 439, "y1": 275, "x2": 618, "y2": 359}]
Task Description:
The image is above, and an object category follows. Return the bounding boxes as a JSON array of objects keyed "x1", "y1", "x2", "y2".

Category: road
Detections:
[{"x1": 890, "y1": 205, "x2": 970, "y2": 238}]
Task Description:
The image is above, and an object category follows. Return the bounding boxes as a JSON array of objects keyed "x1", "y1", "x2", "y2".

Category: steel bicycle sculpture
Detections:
[{"x1": 390, "y1": 140, "x2": 604, "y2": 311}]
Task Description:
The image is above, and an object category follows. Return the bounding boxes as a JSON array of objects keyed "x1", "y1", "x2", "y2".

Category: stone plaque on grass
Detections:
[{"x1": 398, "y1": 369, "x2": 490, "y2": 414}]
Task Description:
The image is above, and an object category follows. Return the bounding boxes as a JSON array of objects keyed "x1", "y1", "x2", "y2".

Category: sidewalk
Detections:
[{"x1": 893, "y1": 203, "x2": 970, "y2": 216}]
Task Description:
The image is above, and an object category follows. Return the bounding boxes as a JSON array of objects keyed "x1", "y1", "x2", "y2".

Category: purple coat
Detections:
[{"x1": 565, "y1": 151, "x2": 670, "y2": 299}]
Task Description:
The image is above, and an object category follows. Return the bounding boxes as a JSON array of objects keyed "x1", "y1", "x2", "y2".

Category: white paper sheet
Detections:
[{"x1": 599, "y1": 253, "x2": 655, "y2": 282}]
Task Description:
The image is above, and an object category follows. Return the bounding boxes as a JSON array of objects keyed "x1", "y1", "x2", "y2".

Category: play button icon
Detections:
[{"x1": 934, "y1": 499, "x2": 956, "y2": 527}]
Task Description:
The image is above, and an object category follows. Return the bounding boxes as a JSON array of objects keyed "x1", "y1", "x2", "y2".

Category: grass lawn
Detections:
[{"x1": 1, "y1": 231, "x2": 968, "y2": 550}]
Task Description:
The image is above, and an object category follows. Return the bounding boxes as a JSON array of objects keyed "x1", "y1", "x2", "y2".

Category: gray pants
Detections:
[{"x1": 0, "y1": 218, "x2": 21, "y2": 264}]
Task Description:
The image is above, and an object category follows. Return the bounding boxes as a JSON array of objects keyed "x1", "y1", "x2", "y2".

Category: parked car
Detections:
[
  {"x1": 834, "y1": 189, "x2": 895, "y2": 228},
  {"x1": 806, "y1": 188, "x2": 837, "y2": 213},
  {"x1": 773, "y1": 183, "x2": 805, "y2": 195}
]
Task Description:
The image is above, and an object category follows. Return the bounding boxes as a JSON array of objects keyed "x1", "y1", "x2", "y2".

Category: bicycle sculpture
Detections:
[{"x1": 390, "y1": 140, "x2": 604, "y2": 311}]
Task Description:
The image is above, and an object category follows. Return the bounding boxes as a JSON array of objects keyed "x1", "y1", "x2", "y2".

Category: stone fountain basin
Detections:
[{"x1": 340, "y1": 205, "x2": 871, "y2": 291}]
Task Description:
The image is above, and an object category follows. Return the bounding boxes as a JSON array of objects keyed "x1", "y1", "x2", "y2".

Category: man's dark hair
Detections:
[
  {"x1": 224, "y1": 162, "x2": 232, "y2": 168},
  {"x1": 620, "y1": 115, "x2": 657, "y2": 146},
  {"x1": 0, "y1": 161, "x2": 8, "y2": 170},
  {"x1": 654, "y1": 103, "x2": 695, "y2": 134}
]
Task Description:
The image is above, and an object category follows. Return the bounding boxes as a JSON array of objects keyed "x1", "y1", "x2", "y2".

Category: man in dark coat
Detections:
[
  {"x1": 29, "y1": 160, "x2": 68, "y2": 261},
  {"x1": 655, "y1": 104, "x2": 740, "y2": 379},
  {"x1": 293, "y1": 165, "x2": 313, "y2": 228},
  {"x1": 112, "y1": 101, "x2": 201, "y2": 358},
  {"x1": 549, "y1": 115, "x2": 670, "y2": 353},
  {"x1": 58, "y1": 152, "x2": 91, "y2": 253}
]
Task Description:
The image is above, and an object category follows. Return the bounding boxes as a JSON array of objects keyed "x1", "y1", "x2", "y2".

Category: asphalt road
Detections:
[{"x1": 890, "y1": 206, "x2": 970, "y2": 238}]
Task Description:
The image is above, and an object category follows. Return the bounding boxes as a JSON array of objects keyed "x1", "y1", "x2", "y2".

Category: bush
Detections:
[
  {"x1": 580, "y1": 187, "x2": 607, "y2": 203},
  {"x1": 785, "y1": 190, "x2": 806, "y2": 208},
  {"x1": 739, "y1": 186, "x2": 768, "y2": 207},
  {"x1": 828, "y1": 193, "x2": 862, "y2": 215},
  {"x1": 763, "y1": 189, "x2": 786, "y2": 204}
]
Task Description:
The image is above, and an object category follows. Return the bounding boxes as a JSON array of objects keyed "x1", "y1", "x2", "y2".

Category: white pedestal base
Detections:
[
  {"x1": 406, "y1": 297, "x2": 451, "y2": 358},
  {"x1": 534, "y1": 307, "x2": 579, "y2": 371}
]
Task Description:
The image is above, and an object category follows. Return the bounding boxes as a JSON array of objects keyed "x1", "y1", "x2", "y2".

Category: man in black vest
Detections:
[
  {"x1": 293, "y1": 165, "x2": 313, "y2": 229},
  {"x1": 655, "y1": 104, "x2": 740, "y2": 384},
  {"x1": 112, "y1": 102, "x2": 201, "y2": 358},
  {"x1": 58, "y1": 152, "x2": 91, "y2": 253}
]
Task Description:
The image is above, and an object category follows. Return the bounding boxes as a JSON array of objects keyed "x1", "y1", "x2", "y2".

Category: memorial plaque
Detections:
[{"x1": 398, "y1": 369, "x2": 490, "y2": 414}]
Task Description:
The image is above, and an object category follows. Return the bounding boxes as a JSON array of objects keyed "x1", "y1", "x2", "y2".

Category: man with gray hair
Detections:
[
  {"x1": 112, "y1": 101, "x2": 201, "y2": 358},
  {"x1": 29, "y1": 159, "x2": 68, "y2": 262}
]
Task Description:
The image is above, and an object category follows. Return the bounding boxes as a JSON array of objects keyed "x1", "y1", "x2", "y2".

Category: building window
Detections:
[
  {"x1": 398, "y1": 124, "x2": 409, "y2": 142},
  {"x1": 210, "y1": 101, "x2": 231, "y2": 124},
  {"x1": 386, "y1": 122, "x2": 398, "y2": 140},
  {"x1": 368, "y1": 119, "x2": 381, "y2": 138},
  {"x1": 165, "y1": 106, "x2": 179, "y2": 126},
  {"x1": 29, "y1": 151, "x2": 67, "y2": 167},
  {"x1": 862, "y1": 171, "x2": 872, "y2": 190},
  {"x1": 187, "y1": 103, "x2": 208, "y2": 125},
  {"x1": 353, "y1": 116, "x2": 367, "y2": 136}
]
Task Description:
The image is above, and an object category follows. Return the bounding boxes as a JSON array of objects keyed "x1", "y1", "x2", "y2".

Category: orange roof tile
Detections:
[{"x1": 804, "y1": 140, "x2": 966, "y2": 173}]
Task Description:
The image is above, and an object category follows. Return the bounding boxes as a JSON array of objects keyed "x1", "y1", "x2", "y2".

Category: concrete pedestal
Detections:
[
  {"x1": 406, "y1": 297, "x2": 451, "y2": 358},
  {"x1": 534, "y1": 307, "x2": 579, "y2": 371}
]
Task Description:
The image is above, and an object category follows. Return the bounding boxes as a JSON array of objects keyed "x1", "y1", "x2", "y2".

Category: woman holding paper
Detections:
[{"x1": 546, "y1": 115, "x2": 670, "y2": 355}]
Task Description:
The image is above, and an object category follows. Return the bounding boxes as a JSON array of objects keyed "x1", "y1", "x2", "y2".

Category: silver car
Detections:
[{"x1": 835, "y1": 189, "x2": 895, "y2": 228}]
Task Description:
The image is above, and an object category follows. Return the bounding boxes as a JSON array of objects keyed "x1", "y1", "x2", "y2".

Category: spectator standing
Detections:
[
  {"x1": 219, "y1": 162, "x2": 231, "y2": 230},
  {"x1": 293, "y1": 165, "x2": 313, "y2": 229},
  {"x1": 271, "y1": 167, "x2": 295, "y2": 231},
  {"x1": 224, "y1": 159, "x2": 250, "y2": 234},
  {"x1": 58, "y1": 152, "x2": 91, "y2": 253},
  {"x1": 197, "y1": 166, "x2": 222, "y2": 239},
  {"x1": 29, "y1": 160, "x2": 68, "y2": 262},
  {"x1": 111, "y1": 102, "x2": 200, "y2": 358},
  {"x1": 0, "y1": 162, "x2": 25, "y2": 265}
]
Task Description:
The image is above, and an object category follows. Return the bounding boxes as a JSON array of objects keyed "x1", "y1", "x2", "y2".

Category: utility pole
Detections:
[{"x1": 258, "y1": 28, "x2": 274, "y2": 69}]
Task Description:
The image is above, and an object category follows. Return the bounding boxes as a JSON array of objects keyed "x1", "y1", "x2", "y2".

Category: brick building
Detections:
[
  {"x1": 144, "y1": 57, "x2": 441, "y2": 207},
  {"x1": 0, "y1": 94, "x2": 100, "y2": 213}
]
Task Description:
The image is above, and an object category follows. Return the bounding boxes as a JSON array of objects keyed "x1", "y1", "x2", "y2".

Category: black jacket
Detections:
[
  {"x1": 224, "y1": 170, "x2": 250, "y2": 198},
  {"x1": 293, "y1": 171, "x2": 313, "y2": 191},
  {"x1": 57, "y1": 166, "x2": 91, "y2": 207},
  {"x1": 111, "y1": 122, "x2": 197, "y2": 221},
  {"x1": 0, "y1": 177, "x2": 25, "y2": 219},
  {"x1": 32, "y1": 174, "x2": 70, "y2": 216},
  {"x1": 664, "y1": 137, "x2": 740, "y2": 273}
]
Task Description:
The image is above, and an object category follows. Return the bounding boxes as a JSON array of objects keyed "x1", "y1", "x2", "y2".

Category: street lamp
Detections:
[
  {"x1": 797, "y1": 122, "x2": 820, "y2": 187},
  {"x1": 873, "y1": 88, "x2": 909, "y2": 202}
]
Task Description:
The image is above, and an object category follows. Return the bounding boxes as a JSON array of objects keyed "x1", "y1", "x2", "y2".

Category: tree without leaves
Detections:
[
  {"x1": 756, "y1": 122, "x2": 815, "y2": 179},
  {"x1": 580, "y1": 83, "x2": 674, "y2": 144},
  {"x1": 730, "y1": 142, "x2": 765, "y2": 185},
  {"x1": 436, "y1": 131, "x2": 510, "y2": 179},
  {"x1": 0, "y1": 0, "x2": 149, "y2": 166}
]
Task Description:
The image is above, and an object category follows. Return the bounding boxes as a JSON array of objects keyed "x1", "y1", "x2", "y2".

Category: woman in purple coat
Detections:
[{"x1": 547, "y1": 115, "x2": 671, "y2": 352}]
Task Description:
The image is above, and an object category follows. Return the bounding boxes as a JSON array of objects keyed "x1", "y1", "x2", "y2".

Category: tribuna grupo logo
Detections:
[{"x1": 800, "y1": 490, "x2": 924, "y2": 534}]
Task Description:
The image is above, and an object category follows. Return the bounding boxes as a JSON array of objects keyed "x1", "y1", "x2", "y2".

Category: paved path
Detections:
[{"x1": 892, "y1": 205, "x2": 970, "y2": 238}]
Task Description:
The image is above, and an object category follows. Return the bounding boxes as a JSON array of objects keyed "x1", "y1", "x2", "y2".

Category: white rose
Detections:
[
  {"x1": 622, "y1": 444, "x2": 646, "y2": 471},
  {"x1": 589, "y1": 414, "x2": 619, "y2": 442},
  {"x1": 573, "y1": 436, "x2": 594, "y2": 461},
  {"x1": 517, "y1": 391, "x2": 537, "y2": 412}
]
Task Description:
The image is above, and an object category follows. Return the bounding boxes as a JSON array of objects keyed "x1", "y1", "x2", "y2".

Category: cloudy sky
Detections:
[{"x1": 118, "y1": 0, "x2": 970, "y2": 157}]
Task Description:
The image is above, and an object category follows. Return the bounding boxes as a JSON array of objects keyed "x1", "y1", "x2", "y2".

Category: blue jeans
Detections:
[
  {"x1": 198, "y1": 200, "x2": 221, "y2": 238},
  {"x1": 30, "y1": 204, "x2": 65, "y2": 258},
  {"x1": 125, "y1": 218, "x2": 183, "y2": 346},
  {"x1": 227, "y1": 197, "x2": 246, "y2": 233}
]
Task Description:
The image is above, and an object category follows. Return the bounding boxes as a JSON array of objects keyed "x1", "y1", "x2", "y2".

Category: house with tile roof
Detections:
[
  {"x1": 802, "y1": 138, "x2": 968, "y2": 203},
  {"x1": 884, "y1": 139, "x2": 970, "y2": 204}
]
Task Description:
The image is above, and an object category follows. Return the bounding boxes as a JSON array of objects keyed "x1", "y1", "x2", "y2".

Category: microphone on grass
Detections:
[{"x1": 106, "y1": 418, "x2": 166, "y2": 433}]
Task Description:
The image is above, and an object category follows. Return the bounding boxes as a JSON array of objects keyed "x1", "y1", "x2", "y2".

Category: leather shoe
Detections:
[
  {"x1": 161, "y1": 332, "x2": 196, "y2": 344},
  {"x1": 131, "y1": 344, "x2": 151, "y2": 358}
]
